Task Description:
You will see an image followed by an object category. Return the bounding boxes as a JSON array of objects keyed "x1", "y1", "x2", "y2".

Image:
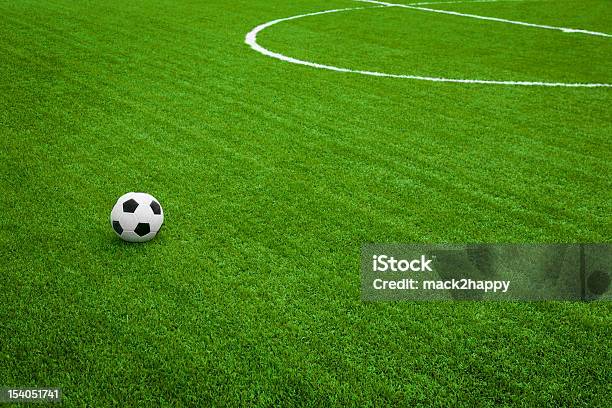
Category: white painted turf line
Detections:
[
  {"x1": 359, "y1": 0, "x2": 612, "y2": 38},
  {"x1": 244, "y1": 3, "x2": 612, "y2": 87},
  {"x1": 409, "y1": 0, "x2": 548, "y2": 6}
]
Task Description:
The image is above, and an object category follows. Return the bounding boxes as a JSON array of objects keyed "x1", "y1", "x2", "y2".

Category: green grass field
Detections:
[{"x1": 1, "y1": 0, "x2": 611, "y2": 406}]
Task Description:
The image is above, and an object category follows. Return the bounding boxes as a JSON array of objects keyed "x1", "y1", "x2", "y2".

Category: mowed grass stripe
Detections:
[
  {"x1": 2, "y1": 9, "x2": 608, "y2": 252},
  {"x1": 2, "y1": 7, "x2": 608, "y2": 242}
]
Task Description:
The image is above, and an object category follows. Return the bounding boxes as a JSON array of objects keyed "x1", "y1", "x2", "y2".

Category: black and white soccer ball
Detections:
[{"x1": 110, "y1": 192, "x2": 164, "y2": 242}]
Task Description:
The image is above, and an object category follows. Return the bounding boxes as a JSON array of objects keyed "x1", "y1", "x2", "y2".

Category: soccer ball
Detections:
[{"x1": 110, "y1": 192, "x2": 164, "y2": 242}]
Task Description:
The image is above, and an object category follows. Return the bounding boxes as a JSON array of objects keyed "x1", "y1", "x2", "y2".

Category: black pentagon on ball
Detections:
[
  {"x1": 134, "y1": 222, "x2": 151, "y2": 237},
  {"x1": 123, "y1": 199, "x2": 139, "y2": 213},
  {"x1": 112, "y1": 221, "x2": 123, "y2": 235},
  {"x1": 150, "y1": 200, "x2": 161, "y2": 215}
]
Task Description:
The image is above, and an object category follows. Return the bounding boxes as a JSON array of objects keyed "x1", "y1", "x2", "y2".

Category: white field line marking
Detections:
[
  {"x1": 244, "y1": 6, "x2": 612, "y2": 87},
  {"x1": 357, "y1": 0, "x2": 612, "y2": 37},
  {"x1": 409, "y1": 0, "x2": 544, "y2": 6}
]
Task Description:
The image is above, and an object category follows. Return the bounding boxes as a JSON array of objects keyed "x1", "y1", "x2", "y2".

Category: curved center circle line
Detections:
[{"x1": 244, "y1": 6, "x2": 612, "y2": 87}]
